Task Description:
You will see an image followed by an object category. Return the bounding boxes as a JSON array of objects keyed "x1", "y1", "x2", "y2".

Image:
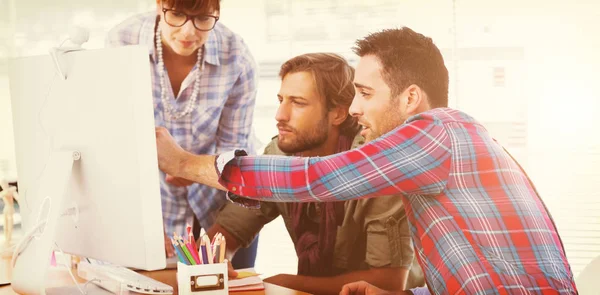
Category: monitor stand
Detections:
[{"x1": 11, "y1": 150, "x2": 80, "y2": 295}]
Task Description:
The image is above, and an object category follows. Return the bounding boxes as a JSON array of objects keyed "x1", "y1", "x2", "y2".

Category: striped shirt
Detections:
[
  {"x1": 107, "y1": 12, "x2": 258, "y2": 234},
  {"x1": 216, "y1": 108, "x2": 577, "y2": 294}
]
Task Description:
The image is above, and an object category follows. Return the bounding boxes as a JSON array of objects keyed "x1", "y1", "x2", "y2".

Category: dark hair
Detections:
[
  {"x1": 353, "y1": 27, "x2": 449, "y2": 108},
  {"x1": 161, "y1": 0, "x2": 220, "y2": 14},
  {"x1": 279, "y1": 53, "x2": 360, "y2": 138}
]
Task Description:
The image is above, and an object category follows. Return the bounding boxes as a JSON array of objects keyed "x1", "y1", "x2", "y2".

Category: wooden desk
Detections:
[{"x1": 0, "y1": 257, "x2": 309, "y2": 295}]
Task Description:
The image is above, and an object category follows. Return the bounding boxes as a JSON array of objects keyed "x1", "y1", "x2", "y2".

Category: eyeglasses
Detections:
[{"x1": 162, "y1": 7, "x2": 219, "y2": 31}]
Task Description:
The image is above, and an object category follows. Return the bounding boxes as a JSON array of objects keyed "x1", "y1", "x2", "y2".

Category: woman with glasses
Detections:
[{"x1": 106, "y1": 0, "x2": 259, "y2": 270}]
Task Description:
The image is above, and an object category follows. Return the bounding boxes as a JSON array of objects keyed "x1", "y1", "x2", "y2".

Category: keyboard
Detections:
[{"x1": 78, "y1": 261, "x2": 173, "y2": 294}]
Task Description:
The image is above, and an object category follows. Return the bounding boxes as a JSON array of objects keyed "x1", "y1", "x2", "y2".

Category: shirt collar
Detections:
[
  {"x1": 203, "y1": 28, "x2": 220, "y2": 66},
  {"x1": 141, "y1": 14, "x2": 220, "y2": 67}
]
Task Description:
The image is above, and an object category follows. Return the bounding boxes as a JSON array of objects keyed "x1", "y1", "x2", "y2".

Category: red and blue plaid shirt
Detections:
[{"x1": 216, "y1": 108, "x2": 577, "y2": 294}]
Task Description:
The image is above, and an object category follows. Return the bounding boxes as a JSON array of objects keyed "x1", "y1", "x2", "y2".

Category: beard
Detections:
[
  {"x1": 277, "y1": 116, "x2": 329, "y2": 154},
  {"x1": 366, "y1": 100, "x2": 408, "y2": 142}
]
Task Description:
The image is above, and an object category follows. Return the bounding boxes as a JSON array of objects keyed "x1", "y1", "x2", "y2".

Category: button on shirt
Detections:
[
  {"x1": 106, "y1": 12, "x2": 258, "y2": 234},
  {"x1": 215, "y1": 108, "x2": 577, "y2": 294}
]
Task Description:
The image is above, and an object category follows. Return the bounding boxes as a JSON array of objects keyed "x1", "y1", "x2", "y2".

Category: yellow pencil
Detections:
[{"x1": 219, "y1": 236, "x2": 226, "y2": 263}]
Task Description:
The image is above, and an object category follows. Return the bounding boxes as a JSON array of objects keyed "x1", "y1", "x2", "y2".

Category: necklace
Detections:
[{"x1": 155, "y1": 26, "x2": 203, "y2": 120}]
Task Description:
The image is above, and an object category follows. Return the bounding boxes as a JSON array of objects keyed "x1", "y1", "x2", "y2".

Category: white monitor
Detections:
[{"x1": 8, "y1": 45, "x2": 165, "y2": 294}]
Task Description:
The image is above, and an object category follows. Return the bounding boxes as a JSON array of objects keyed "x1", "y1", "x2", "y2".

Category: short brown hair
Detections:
[
  {"x1": 279, "y1": 53, "x2": 360, "y2": 138},
  {"x1": 353, "y1": 27, "x2": 449, "y2": 108},
  {"x1": 161, "y1": 0, "x2": 220, "y2": 14}
]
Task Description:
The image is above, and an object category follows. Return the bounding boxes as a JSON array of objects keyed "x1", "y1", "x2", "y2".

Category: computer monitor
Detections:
[{"x1": 8, "y1": 44, "x2": 166, "y2": 294}]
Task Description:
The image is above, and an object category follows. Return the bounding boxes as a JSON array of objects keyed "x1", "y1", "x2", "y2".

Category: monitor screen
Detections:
[{"x1": 8, "y1": 45, "x2": 166, "y2": 280}]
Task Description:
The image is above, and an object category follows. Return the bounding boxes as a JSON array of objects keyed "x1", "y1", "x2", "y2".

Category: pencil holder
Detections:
[{"x1": 176, "y1": 261, "x2": 228, "y2": 295}]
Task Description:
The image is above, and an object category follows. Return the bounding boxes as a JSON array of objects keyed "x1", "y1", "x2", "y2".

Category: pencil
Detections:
[
  {"x1": 177, "y1": 235, "x2": 196, "y2": 265},
  {"x1": 219, "y1": 236, "x2": 226, "y2": 263},
  {"x1": 200, "y1": 239, "x2": 209, "y2": 264},
  {"x1": 171, "y1": 238, "x2": 190, "y2": 265},
  {"x1": 186, "y1": 242, "x2": 201, "y2": 264},
  {"x1": 202, "y1": 235, "x2": 213, "y2": 264}
]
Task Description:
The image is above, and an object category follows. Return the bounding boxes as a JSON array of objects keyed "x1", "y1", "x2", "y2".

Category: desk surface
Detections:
[{"x1": 0, "y1": 257, "x2": 309, "y2": 295}]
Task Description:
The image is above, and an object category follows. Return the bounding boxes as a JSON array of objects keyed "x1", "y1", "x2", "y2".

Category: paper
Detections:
[
  {"x1": 229, "y1": 268, "x2": 264, "y2": 291},
  {"x1": 229, "y1": 276, "x2": 263, "y2": 288},
  {"x1": 229, "y1": 283, "x2": 264, "y2": 292}
]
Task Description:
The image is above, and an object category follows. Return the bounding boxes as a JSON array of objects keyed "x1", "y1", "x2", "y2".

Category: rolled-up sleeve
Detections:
[{"x1": 361, "y1": 195, "x2": 414, "y2": 269}]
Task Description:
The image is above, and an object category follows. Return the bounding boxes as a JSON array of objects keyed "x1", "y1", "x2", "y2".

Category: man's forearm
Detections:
[
  {"x1": 264, "y1": 267, "x2": 408, "y2": 295},
  {"x1": 178, "y1": 153, "x2": 227, "y2": 191}
]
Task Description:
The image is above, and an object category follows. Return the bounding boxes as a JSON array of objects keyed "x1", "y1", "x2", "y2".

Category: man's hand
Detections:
[
  {"x1": 166, "y1": 174, "x2": 194, "y2": 187},
  {"x1": 155, "y1": 127, "x2": 187, "y2": 177},
  {"x1": 263, "y1": 274, "x2": 291, "y2": 287},
  {"x1": 227, "y1": 260, "x2": 238, "y2": 279},
  {"x1": 164, "y1": 232, "x2": 175, "y2": 258},
  {"x1": 156, "y1": 127, "x2": 225, "y2": 191},
  {"x1": 339, "y1": 281, "x2": 398, "y2": 295}
]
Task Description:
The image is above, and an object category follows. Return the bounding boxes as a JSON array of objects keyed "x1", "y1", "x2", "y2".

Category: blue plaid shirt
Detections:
[{"x1": 106, "y1": 12, "x2": 258, "y2": 234}]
